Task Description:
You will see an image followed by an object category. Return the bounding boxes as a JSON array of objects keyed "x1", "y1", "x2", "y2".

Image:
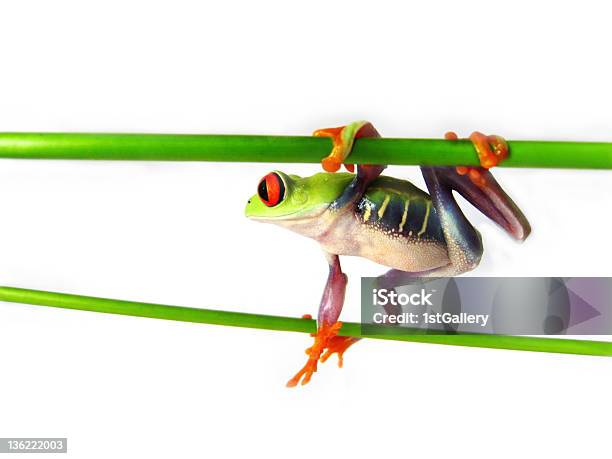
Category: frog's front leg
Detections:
[
  {"x1": 315, "y1": 121, "x2": 386, "y2": 211},
  {"x1": 286, "y1": 122, "x2": 382, "y2": 387},
  {"x1": 315, "y1": 120, "x2": 382, "y2": 173},
  {"x1": 286, "y1": 252, "x2": 355, "y2": 387}
]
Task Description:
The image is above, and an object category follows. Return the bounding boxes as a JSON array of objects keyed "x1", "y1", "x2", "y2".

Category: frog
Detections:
[{"x1": 245, "y1": 121, "x2": 531, "y2": 387}]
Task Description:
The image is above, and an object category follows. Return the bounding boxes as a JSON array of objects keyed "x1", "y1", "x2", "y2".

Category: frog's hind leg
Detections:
[
  {"x1": 371, "y1": 266, "x2": 468, "y2": 332},
  {"x1": 420, "y1": 166, "x2": 485, "y2": 275},
  {"x1": 418, "y1": 132, "x2": 531, "y2": 275},
  {"x1": 419, "y1": 161, "x2": 531, "y2": 274},
  {"x1": 442, "y1": 131, "x2": 531, "y2": 241},
  {"x1": 438, "y1": 165, "x2": 531, "y2": 241},
  {"x1": 374, "y1": 265, "x2": 468, "y2": 313}
]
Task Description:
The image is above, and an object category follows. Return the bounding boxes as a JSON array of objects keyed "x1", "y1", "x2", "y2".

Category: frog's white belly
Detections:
[{"x1": 316, "y1": 212, "x2": 450, "y2": 272}]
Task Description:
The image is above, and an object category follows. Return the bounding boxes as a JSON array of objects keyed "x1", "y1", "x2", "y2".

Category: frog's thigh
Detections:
[
  {"x1": 420, "y1": 167, "x2": 483, "y2": 273},
  {"x1": 378, "y1": 265, "x2": 466, "y2": 286}
]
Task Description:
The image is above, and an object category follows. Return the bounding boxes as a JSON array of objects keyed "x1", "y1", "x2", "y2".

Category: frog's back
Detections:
[{"x1": 357, "y1": 176, "x2": 445, "y2": 243}]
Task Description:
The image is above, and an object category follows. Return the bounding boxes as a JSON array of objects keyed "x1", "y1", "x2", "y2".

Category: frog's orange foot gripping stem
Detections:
[
  {"x1": 320, "y1": 335, "x2": 359, "y2": 368},
  {"x1": 286, "y1": 321, "x2": 344, "y2": 387},
  {"x1": 446, "y1": 131, "x2": 509, "y2": 188},
  {"x1": 314, "y1": 126, "x2": 350, "y2": 172},
  {"x1": 314, "y1": 121, "x2": 380, "y2": 173}
]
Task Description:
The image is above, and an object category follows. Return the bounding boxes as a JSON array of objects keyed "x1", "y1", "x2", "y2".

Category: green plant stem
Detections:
[
  {"x1": 0, "y1": 286, "x2": 609, "y2": 357},
  {"x1": 0, "y1": 133, "x2": 611, "y2": 168}
]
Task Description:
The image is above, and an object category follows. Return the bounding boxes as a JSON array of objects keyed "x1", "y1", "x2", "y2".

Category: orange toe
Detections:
[
  {"x1": 455, "y1": 165, "x2": 488, "y2": 188},
  {"x1": 444, "y1": 131, "x2": 459, "y2": 141},
  {"x1": 320, "y1": 336, "x2": 359, "y2": 368},
  {"x1": 286, "y1": 358, "x2": 318, "y2": 387},
  {"x1": 322, "y1": 156, "x2": 342, "y2": 173}
]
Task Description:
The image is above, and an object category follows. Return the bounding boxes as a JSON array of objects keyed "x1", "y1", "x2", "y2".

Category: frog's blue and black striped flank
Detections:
[{"x1": 355, "y1": 176, "x2": 445, "y2": 243}]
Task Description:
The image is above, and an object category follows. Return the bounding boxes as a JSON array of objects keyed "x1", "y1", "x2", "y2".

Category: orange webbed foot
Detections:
[
  {"x1": 286, "y1": 321, "x2": 344, "y2": 387},
  {"x1": 320, "y1": 335, "x2": 359, "y2": 368},
  {"x1": 446, "y1": 131, "x2": 508, "y2": 189}
]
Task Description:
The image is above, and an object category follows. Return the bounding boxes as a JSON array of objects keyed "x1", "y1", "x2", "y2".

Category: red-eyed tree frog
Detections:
[{"x1": 245, "y1": 122, "x2": 531, "y2": 387}]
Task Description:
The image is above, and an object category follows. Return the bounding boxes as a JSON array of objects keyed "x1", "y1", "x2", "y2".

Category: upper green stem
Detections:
[{"x1": 0, "y1": 133, "x2": 610, "y2": 168}]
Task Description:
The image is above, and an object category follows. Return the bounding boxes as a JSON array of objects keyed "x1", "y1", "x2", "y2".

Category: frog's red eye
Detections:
[{"x1": 258, "y1": 172, "x2": 285, "y2": 207}]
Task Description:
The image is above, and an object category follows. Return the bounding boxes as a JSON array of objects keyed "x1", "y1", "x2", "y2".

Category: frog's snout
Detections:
[{"x1": 245, "y1": 195, "x2": 258, "y2": 218}]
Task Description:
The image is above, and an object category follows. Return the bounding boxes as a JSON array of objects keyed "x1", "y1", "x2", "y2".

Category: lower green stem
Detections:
[{"x1": 0, "y1": 286, "x2": 609, "y2": 357}]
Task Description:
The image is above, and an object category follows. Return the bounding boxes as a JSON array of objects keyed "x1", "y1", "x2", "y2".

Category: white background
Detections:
[{"x1": 0, "y1": 1, "x2": 610, "y2": 458}]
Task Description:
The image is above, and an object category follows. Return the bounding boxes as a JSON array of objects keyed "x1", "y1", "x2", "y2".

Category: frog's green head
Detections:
[{"x1": 245, "y1": 170, "x2": 353, "y2": 223}]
